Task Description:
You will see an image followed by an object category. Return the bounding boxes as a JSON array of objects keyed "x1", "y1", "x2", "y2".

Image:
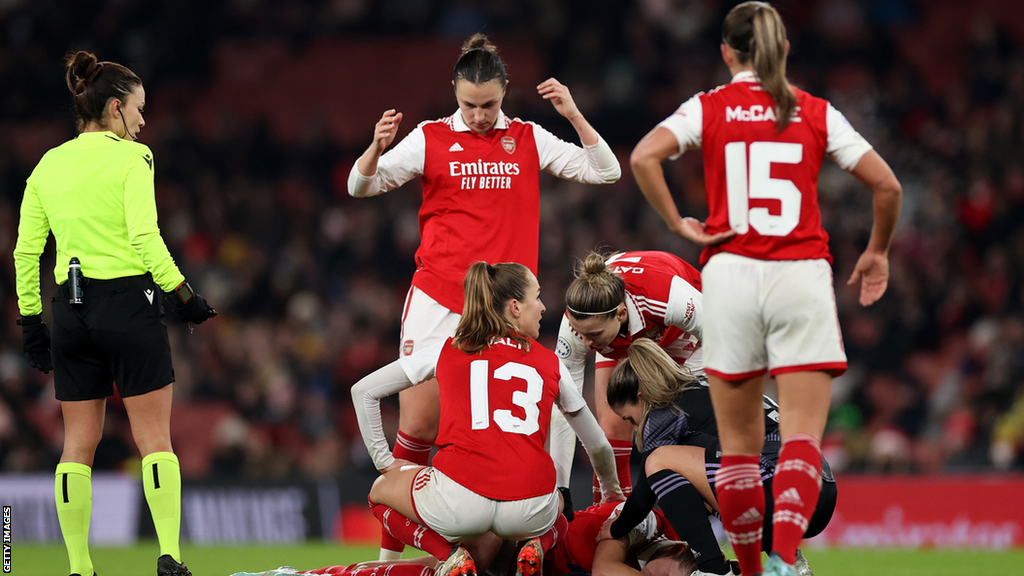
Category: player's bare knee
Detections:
[
  {"x1": 599, "y1": 418, "x2": 632, "y2": 442},
  {"x1": 369, "y1": 475, "x2": 388, "y2": 503}
]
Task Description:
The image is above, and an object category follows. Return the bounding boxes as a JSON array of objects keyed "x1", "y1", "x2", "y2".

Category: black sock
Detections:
[{"x1": 648, "y1": 469, "x2": 729, "y2": 575}]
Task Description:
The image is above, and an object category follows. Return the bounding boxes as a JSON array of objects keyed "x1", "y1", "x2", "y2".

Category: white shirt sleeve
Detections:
[
  {"x1": 825, "y1": 103, "x2": 873, "y2": 171},
  {"x1": 347, "y1": 124, "x2": 427, "y2": 197},
  {"x1": 555, "y1": 361, "x2": 588, "y2": 414},
  {"x1": 656, "y1": 94, "x2": 704, "y2": 160},
  {"x1": 663, "y1": 275, "x2": 702, "y2": 341},
  {"x1": 555, "y1": 315, "x2": 590, "y2": 394},
  {"x1": 561, "y1": 396, "x2": 622, "y2": 502},
  {"x1": 532, "y1": 122, "x2": 621, "y2": 184},
  {"x1": 350, "y1": 342, "x2": 443, "y2": 471}
]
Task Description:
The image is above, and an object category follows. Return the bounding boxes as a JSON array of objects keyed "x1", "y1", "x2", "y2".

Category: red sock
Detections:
[
  {"x1": 304, "y1": 563, "x2": 434, "y2": 576},
  {"x1": 370, "y1": 501, "x2": 453, "y2": 560},
  {"x1": 536, "y1": 514, "x2": 568, "y2": 552},
  {"x1": 717, "y1": 455, "x2": 765, "y2": 576},
  {"x1": 593, "y1": 440, "x2": 633, "y2": 504},
  {"x1": 771, "y1": 434, "x2": 822, "y2": 565},
  {"x1": 394, "y1": 431, "x2": 434, "y2": 466},
  {"x1": 380, "y1": 431, "x2": 434, "y2": 554}
]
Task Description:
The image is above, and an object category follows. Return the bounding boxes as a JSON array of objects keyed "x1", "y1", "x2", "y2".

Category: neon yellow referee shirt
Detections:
[{"x1": 14, "y1": 131, "x2": 186, "y2": 316}]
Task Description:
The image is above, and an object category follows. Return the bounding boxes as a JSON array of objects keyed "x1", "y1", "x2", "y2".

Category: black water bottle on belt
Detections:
[{"x1": 69, "y1": 257, "x2": 84, "y2": 305}]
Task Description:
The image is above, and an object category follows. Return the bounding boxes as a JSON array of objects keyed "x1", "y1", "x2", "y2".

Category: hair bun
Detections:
[
  {"x1": 581, "y1": 252, "x2": 608, "y2": 276},
  {"x1": 461, "y1": 33, "x2": 498, "y2": 55},
  {"x1": 71, "y1": 51, "x2": 101, "y2": 85}
]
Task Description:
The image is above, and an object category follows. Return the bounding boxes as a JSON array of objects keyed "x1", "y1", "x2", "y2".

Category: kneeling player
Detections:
[{"x1": 353, "y1": 263, "x2": 622, "y2": 576}]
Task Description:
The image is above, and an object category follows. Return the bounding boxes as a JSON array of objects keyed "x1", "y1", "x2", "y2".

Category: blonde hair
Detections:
[
  {"x1": 452, "y1": 262, "x2": 531, "y2": 354},
  {"x1": 607, "y1": 339, "x2": 696, "y2": 452},
  {"x1": 722, "y1": 2, "x2": 795, "y2": 133},
  {"x1": 565, "y1": 252, "x2": 625, "y2": 320}
]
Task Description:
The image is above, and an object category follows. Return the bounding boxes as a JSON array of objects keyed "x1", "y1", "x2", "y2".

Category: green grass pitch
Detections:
[{"x1": 11, "y1": 543, "x2": 1024, "y2": 576}]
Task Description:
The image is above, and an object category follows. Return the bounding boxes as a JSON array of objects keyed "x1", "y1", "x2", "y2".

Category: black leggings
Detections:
[{"x1": 612, "y1": 471, "x2": 838, "y2": 549}]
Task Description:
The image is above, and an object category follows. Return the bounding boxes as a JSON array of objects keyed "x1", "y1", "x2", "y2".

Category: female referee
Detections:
[
  {"x1": 602, "y1": 339, "x2": 835, "y2": 576},
  {"x1": 348, "y1": 33, "x2": 621, "y2": 560},
  {"x1": 552, "y1": 250, "x2": 703, "y2": 503},
  {"x1": 13, "y1": 51, "x2": 215, "y2": 576},
  {"x1": 629, "y1": 3, "x2": 901, "y2": 575},
  {"x1": 351, "y1": 262, "x2": 622, "y2": 576}
]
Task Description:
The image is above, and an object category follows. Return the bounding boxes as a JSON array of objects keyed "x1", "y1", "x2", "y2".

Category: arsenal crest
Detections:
[{"x1": 501, "y1": 136, "x2": 516, "y2": 154}]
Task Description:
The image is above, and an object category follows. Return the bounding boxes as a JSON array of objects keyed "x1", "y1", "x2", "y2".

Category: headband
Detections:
[{"x1": 566, "y1": 303, "x2": 620, "y2": 317}]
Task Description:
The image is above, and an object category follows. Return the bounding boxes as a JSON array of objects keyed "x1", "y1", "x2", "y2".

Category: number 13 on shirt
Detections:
[
  {"x1": 725, "y1": 141, "x2": 804, "y2": 237},
  {"x1": 470, "y1": 360, "x2": 542, "y2": 435}
]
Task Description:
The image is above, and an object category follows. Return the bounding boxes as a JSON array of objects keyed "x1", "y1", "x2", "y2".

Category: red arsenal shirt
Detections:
[
  {"x1": 416, "y1": 118, "x2": 542, "y2": 312},
  {"x1": 348, "y1": 109, "x2": 621, "y2": 315},
  {"x1": 657, "y1": 71, "x2": 873, "y2": 266},
  {"x1": 432, "y1": 336, "x2": 564, "y2": 500}
]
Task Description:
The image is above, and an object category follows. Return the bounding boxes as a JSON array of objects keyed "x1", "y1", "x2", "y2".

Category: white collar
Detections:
[
  {"x1": 624, "y1": 292, "x2": 646, "y2": 336},
  {"x1": 451, "y1": 109, "x2": 510, "y2": 133},
  {"x1": 731, "y1": 70, "x2": 759, "y2": 83}
]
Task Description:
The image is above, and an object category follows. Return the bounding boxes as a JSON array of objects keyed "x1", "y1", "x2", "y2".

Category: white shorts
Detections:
[
  {"x1": 399, "y1": 286, "x2": 462, "y2": 357},
  {"x1": 410, "y1": 467, "x2": 561, "y2": 542},
  {"x1": 701, "y1": 253, "x2": 847, "y2": 380}
]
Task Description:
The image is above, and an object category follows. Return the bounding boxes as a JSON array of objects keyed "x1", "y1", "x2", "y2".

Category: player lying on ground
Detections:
[
  {"x1": 600, "y1": 340, "x2": 835, "y2": 576},
  {"x1": 229, "y1": 501, "x2": 701, "y2": 576}
]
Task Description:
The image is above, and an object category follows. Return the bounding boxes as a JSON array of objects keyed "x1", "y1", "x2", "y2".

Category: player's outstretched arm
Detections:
[
  {"x1": 847, "y1": 149, "x2": 902, "y2": 306},
  {"x1": 631, "y1": 127, "x2": 735, "y2": 246},
  {"x1": 538, "y1": 78, "x2": 599, "y2": 146},
  {"x1": 565, "y1": 405, "x2": 623, "y2": 503},
  {"x1": 351, "y1": 360, "x2": 418, "y2": 471}
]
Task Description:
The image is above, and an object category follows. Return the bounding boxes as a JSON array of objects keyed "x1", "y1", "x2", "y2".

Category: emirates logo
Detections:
[{"x1": 501, "y1": 136, "x2": 516, "y2": 154}]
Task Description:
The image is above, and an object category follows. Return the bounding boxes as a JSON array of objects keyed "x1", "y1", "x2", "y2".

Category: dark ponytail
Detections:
[
  {"x1": 722, "y1": 2, "x2": 795, "y2": 133},
  {"x1": 65, "y1": 51, "x2": 141, "y2": 133},
  {"x1": 453, "y1": 33, "x2": 507, "y2": 86},
  {"x1": 452, "y1": 261, "x2": 531, "y2": 353}
]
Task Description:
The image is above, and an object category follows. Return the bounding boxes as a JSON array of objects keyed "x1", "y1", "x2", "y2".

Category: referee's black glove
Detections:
[
  {"x1": 18, "y1": 314, "x2": 52, "y2": 374},
  {"x1": 167, "y1": 281, "x2": 217, "y2": 325}
]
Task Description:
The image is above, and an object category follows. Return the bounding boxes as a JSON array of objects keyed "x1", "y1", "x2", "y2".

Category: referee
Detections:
[{"x1": 13, "y1": 51, "x2": 214, "y2": 576}]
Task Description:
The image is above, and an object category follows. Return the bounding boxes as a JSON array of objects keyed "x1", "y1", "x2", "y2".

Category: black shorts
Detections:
[{"x1": 51, "y1": 273, "x2": 175, "y2": 401}]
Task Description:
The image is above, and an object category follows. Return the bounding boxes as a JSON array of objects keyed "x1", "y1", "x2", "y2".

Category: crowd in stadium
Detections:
[{"x1": 2, "y1": 0, "x2": 1024, "y2": 485}]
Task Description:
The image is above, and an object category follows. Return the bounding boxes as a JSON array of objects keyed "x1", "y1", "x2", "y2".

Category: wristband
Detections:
[
  {"x1": 16, "y1": 315, "x2": 42, "y2": 326},
  {"x1": 173, "y1": 281, "x2": 196, "y2": 305}
]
